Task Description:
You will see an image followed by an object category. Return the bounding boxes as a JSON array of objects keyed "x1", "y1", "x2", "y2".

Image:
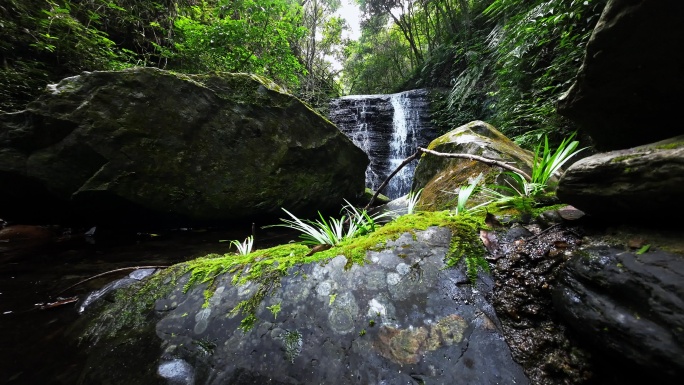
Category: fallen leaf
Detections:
[
  {"x1": 479, "y1": 230, "x2": 498, "y2": 254},
  {"x1": 628, "y1": 237, "x2": 647, "y2": 249},
  {"x1": 553, "y1": 241, "x2": 569, "y2": 249}
]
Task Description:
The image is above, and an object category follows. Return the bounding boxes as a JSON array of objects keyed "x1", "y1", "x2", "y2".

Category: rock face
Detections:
[
  {"x1": 554, "y1": 245, "x2": 684, "y2": 382},
  {"x1": 0, "y1": 67, "x2": 368, "y2": 224},
  {"x1": 558, "y1": 0, "x2": 684, "y2": 150},
  {"x1": 77, "y1": 227, "x2": 529, "y2": 384},
  {"x1": 329, "y1": 90, "x2": 438, "y2": 199},
  {"x1": 556, "y1": 135, "x2": 684, "y2": 222},
  {"x1": 412, "y1": 121, "x2": 534, "y2": 211}
]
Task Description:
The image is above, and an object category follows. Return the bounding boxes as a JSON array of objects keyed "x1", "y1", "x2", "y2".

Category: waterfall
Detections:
[
  {"x1": 388, "y1": 92, "x2": 419, "y2": 198},
  {"x1": 329, "y1": 89, "x2": 436, "y2": 199}
]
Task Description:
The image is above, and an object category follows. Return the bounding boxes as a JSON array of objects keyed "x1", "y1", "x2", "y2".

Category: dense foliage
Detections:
[
  {"x1": 0, "y1": 0, "x2": 348, "y2": 112},
  {"x1": 2, "y1": 0, "x2": 607, "y2": 143},
  {"x1": 343, "y1": 0, "x2": 607, "y2": 146}
]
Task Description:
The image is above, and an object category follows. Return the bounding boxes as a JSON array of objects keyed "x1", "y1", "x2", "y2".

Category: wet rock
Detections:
[
  {"x1": 78, "y1": 268, "x2": 158, "y2": 313},
  {"x1": 558, "y1": 0, "x2": 684, "y2": 150},
  {"x1": 77, "y1": 227, "x2": 529, "y2": 384},
  {"x1": 0, "y1": 67, "x2": 367, "y2": 225},
  {"x1": 411, "y1": 121, "x2": 535, "y2": 211},
  {"x1": 329, "y1": 90, "x2": 437, "y2": 198},
  {"x1": 557, "y1": 135, "x2": 684, "y2": 223},
  {"x1": 554, "y1": 245, "x2": 684, "y2": 382},
  {"x1": 488, "y1": 223, "x2": 593, "y2": 384}
]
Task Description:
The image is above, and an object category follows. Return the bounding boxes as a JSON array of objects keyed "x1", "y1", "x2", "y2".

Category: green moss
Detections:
[
  {"x1": 282, "y1": 329, "x2": 303, "y2": 363},
  {"x1": 83, "y1": 263, "x2": 187, "y2": 340},
  {"x1": 610, "y1": 154, "x2": 639, "y2": 163},
  {"x1": 86, "y1": 211, "x2": 489, "y2": 338},
  {"x1": 188, "y1": 211, "x2": 487, "y2": 328},
  {"x1": 654, "y1": 141, "x2": 684, "y2": 150},
  {"x1": 483, "y1": 194, "x2": 564, "y2": 222}
]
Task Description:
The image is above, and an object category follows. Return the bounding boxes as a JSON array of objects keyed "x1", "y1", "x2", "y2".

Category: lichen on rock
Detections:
[{"x1": 412, "y1": 121, "x2": 534, "y2": 211}]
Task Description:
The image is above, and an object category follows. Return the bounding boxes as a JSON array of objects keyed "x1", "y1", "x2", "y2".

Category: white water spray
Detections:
[{"x1": 387, "y1": 92, "x2": 419, "y2": 198}]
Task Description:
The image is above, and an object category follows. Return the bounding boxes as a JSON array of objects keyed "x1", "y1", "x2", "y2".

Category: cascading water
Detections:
[
  {"x1": 329, "y1": 89, "x2": 437, "y2": 199},
  {"x1": 388, "y1": 92, "x2": 419, "y2": 198}
]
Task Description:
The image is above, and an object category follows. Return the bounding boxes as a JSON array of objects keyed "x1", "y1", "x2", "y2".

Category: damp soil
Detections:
[{"x1": 486, "y1": 221, "x2": 592, "y2": 385}]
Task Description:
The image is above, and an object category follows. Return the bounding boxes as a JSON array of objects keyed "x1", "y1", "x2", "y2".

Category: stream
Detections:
[{"x1": 0, "y1": 224, "x2": 296, "y2": 384}]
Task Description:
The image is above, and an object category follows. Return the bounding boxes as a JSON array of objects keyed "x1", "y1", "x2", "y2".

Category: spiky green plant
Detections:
[
  {"x1": 406, "y1": 188, "x2": 423, "y2": 215},
  {"x1": 530, "y1": 132, "x2": 585, "y2": 189},
  {"x1": 456, "y1": 173, "x2": 490, "y2": 215},
  {"x1": 265, "y1": 201, "x2": 390, "y2": 246},
  {"x1": 230, "y1": 236, "x2": 254, "y2": 256}
]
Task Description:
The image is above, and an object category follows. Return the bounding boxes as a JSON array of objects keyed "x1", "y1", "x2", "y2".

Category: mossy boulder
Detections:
[
  {"x1": 0, "y1": 67, "x2": 368, "y2": 224},
  {"x1": 412, "y1": 121, "x2": 534, "y2": 211},
  {"x1": 73, "y1": 213, "x2": 528, "y2": 384}
]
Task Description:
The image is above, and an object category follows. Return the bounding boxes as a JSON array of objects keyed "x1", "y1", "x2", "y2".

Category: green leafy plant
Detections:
[
  {"x1": 267, "y1": 302, "x2": 282, "y2": 320},
  {"x1": 455, "y1": 173, "x2": 490, "y2": 215},
  {"x1": 496, "y1": 172, "x2": 545, "y2": 198},
  {"x1": 342, "y1": 201, "x2": 392, "y2": 237},
  {"x1": 488, "y1": 133, "x2": 584, "y2": 201},
  {"x1": 530, "y1": 132, "x2": 585, "y2": 189}
]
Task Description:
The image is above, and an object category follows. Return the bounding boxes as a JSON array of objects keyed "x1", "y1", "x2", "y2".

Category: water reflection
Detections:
[{"x1": 0, "y1": 225, "x2": 297, "y2": 384}]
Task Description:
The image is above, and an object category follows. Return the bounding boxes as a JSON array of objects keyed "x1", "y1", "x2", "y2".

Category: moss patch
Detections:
[
  {"x1": 86, "y1": 211, "x2": 488, "y2": 337},
  {"x1": 653, "y1": 140, "x2": 684, "y2": 150},
  {"x1": 82, "y1": 263, "x2": 187, "y2": 341}
]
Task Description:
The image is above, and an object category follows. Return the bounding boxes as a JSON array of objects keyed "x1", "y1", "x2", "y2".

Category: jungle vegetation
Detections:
[{"x1": 0, "y1": 0, "x2": 607, "y2": 145}]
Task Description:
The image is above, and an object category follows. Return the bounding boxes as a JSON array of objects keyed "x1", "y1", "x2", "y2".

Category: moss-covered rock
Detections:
[
  {"x1": 0, "y1": 67, "x2": 368, "y2": 224},
  {"x1": 411, "y1": 121, "x2": 534, "y2": 211},
  {"x1": 74, "y1": 211, "x2": 529, "y2": 385}
]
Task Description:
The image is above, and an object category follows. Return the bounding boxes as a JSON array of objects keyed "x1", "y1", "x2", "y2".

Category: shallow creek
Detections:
[{"x1": 0, "y1": 225, "x2": 295, "y2": 384}]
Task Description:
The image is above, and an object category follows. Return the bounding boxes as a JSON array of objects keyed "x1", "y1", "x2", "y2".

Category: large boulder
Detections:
[
  {"x1": 412, "y1": 121, "x2": 534, "y2": 211},
  {"x1": 0, "y1": 68, "x2": 367, "y2": 224},
  {"x1": 553, "y1": 245, "x2": 684, "y2": 383},
  {"x1": 75, "y1": 226, "x2": 529, "y2": 384},
  {"x1": 558, "y1": 0, "x2": 684, "y2": 150},
  {"x1": 556, "y1": 135, "x2": 684, "y2": 222}
]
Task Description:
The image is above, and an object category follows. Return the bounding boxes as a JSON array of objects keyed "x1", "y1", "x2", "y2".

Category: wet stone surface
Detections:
[
  {"x1": 79, "y1": 227, "x2": 529, "y2": 385},
  {"x1": 486, "y1": 221, "x2": 594, "y2": 385},
  {"x1": 554, "y1": 244, "x2": 684, "y2": 383}
]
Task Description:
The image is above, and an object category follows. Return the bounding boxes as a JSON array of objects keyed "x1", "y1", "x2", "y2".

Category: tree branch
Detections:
[
  {"x1": 363, "y1": 147, "x2": 532, "y2": 210},
  {"x1": 54, "y1": 265, "x2": 169, "y2": 297},
  {"x1": 417, "y1": 147, "x2": 532, "y2": 181}
]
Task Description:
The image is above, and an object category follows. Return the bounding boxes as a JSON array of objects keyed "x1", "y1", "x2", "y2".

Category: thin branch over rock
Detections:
[{"x1": 364, "y1": 147, "x2": 531, "y2": 210}]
